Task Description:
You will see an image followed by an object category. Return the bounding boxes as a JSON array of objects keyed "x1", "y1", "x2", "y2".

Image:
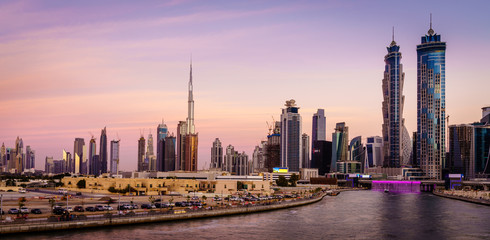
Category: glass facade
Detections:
[
  {"x1": 416, "y1": 26, "x2": 446, "y2": 179},
  {"x1": 382, "y1": 37, "x2": 406, "y2": 168}
]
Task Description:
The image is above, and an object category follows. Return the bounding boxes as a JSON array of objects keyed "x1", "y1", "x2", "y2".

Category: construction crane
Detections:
[
  {"x1": 266, "y1": 121, "x2": 272, "y2": 135},
  {"x1": 88, "y1": 132, "x2": 97, "y2": 141}
]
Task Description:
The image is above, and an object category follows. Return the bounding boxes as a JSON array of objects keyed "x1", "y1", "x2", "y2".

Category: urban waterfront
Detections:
[{"x1": 8, "y1": 191, "x2": 490, "y2": 240}]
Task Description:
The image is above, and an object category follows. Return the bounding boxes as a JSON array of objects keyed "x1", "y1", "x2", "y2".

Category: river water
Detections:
[{"x1": 10, "y1": 191, "x2": 490, "y2": 240}]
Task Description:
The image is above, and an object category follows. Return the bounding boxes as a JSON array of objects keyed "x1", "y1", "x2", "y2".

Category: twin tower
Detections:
[{"x1": 382, "y1": 18, "x2": 446, "y2": 179}]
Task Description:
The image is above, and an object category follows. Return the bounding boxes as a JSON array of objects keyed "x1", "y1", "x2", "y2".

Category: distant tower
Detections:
[
  {"x1": 25, "y1": 146, "x2": 35, "y2": 170},
  {"x1": 156, "y1": 120, "x2": 168, "y2": 171},
  {"x1": 301, "y1": 133, "x2": 310, "y2": 168},
  {"x1": 110, "y1": 140, "x2": 120, "y2": 174},
  {"x1": 88, "y1": 137, "x2": 97, "y2": 175},
  {"x1": 0, "y1": 143, "x2": 6, "y2": 171},
  {"x1": 184, "y1": 60, "x2": 198, "y2": 171},
  {"x1": 382, "y1": 27, "x2": 408, "y2": 168},
  {"x1": 332, "y1": 122, "x2": 349, "y2": 172},
  {"x1": 138, "y1": 135, "x2": 146, "y2": 171},
  {"x1": 312, "y1": 109, "x2": 326, "y2": 142},
  {"x1": 417, "y1": 15, "x2": 446, "y2": 179},
  {"x1": 280, "y1": 99, "x2": 302, "y2": 172},
  {"x1": 99, "y1": 127, "x2": 108, "y2": 174},
  {"x1": 146, "y1": 130, "x2": 156, "y2": 171},
  {"x1": 210, "y1": 138, "x2": 223, "y2": 169},
  {"x1": 15, "y1": 137, "x2": 24, "y2": 173},
  {"x1": 176, "y1": 121, "x2": 187, "y2": 170},
  {"x1": 164, "y1": 134, "x2": 176, "y2": 171},
  {"x1": 74, "y1": 138, "x2": 85, "y2": 174}
]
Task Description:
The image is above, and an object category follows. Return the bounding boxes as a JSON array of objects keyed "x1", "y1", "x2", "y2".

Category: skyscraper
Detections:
[
  {"x1": 99, "y1": 127, "x2": 108, "y2": 174},
  {"x1": 210, "y1": 138, "x2": 223, "y2": 169},
  {"x1": 137, "y1": 135, "x2": 146, "y2": 171},
  {"x1": 88, "y1": 137, "x2": 97, "y2": 175},
  {"x1": 416, "y1": 17, "x2": 446, "y2": 179},
  {"x1": 382, "y1": 29, "x2": 407, "y2": 168},
  {"x1": 312, "y1": 109, "x2": 326, "y2": 142},
  {"x1": 365, "y1": 136, "x2": 384, "y2": 168},
  {"x1": 63, "y1": 149, "x2": 71, "y2": 173},
  {"x1": 301, "y1": 133, "x2": 310, "y2": 168},
  {"x1": 156, "y1": 120, "x2": 168, "y2": 171},
  {"x1": 25, "y1": 146, "x2": 35, "y2": 170},
  {"x1": 164, "y1": 135, "x2": 176, "y2": 172},
  {"x1": 74, "y1": 138, "x2": 85, "y2": 174},
  {"x1": 0, "y1": 143, "x2": 6, "y2": 172},
  {"x1": 110, "y1": 140, "x2": 120, "y2": 174},
  {"x1": 176, "y1": 121, "x2": 187, "y2": 170},
  {"x1": 332, "y1": 122, "x2": 349, "y2": 172},
  {"x1": 265, "y1": 121, "x2": 281, "y2": 172},
  {"x1": 146, "y1": 131, "x2": 156, "y2": 171},
  {"x1": 184, "y1": 61, "x2": 198, "y2": 171},
  {"x1": 280, "y1": 99, "x2": 302, "y2": 172}
]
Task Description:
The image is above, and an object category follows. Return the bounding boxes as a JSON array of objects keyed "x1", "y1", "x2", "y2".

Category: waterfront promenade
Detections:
[
  {"x1": 0, "y1": 192, "x2": 326, "y2": 234},
  {"x1": 433, "y1": 189, "x2": 490, "y2": 206}
]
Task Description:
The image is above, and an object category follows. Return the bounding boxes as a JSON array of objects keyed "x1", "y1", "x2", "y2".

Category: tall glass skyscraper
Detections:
[
  {"x1": 156, "y1": 120, "x2": 168, "y2": 171},
  {"x1": 110, "y1": 140, "x2": 119, "y2": 174},
  {"x1": 382, "y1": 30, "x2": 407, "y2": 168},
  {"x1": 280, "y1": 99, "x2": 302, "y2": 172},
  {"x1": 416, "y1": 19, "x2": 446, "y2": 179},
  {"x1": 332, "y1": 122, "x2": 349, "y2": 172},
  {"x1": 99, "y1": 127, "x2": 108, "y2": 174}
]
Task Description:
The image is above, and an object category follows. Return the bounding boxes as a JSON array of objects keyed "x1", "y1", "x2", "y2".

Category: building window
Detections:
[
  {"x1": 224, "y1": 185, "x2": 227, "y2": 189},
  {"x1": 150, "y1": 184, "x2": 153, "y2": 188}
]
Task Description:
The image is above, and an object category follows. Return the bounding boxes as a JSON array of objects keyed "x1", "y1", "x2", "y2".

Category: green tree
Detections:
[
  {"x1": 77, "y1": 179, "x2": 86, "y2": 188},
  {"x1": 276, "y1": 176, "x2": 289, "y2": 187},
  {"x1": 237, "y1": 181, "x2": 244, "y2": 190},
  {"x1": 289, "y1": 173, "x2": 299, "y2": 187}
]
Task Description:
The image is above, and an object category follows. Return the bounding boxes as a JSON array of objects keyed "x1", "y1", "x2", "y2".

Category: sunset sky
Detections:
[{"x1": 1, "y1": 0, "x2": 489, "y2": 171}]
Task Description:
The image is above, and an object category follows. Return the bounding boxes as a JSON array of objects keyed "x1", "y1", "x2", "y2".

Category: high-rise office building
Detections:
[
  {"x1": 0, "y1": 143, "x2": 5, "y2": 172},
  {"x1": 252, "y1": 141, "x2": 267, "y2": 173},
  {"x1": 332, "y1": 122, "x2": 349, "y2": 172},
  {"x1": 137, "y1": 136, "x2": 146, "y2": 171},
  {"x1": 280, "y1": 99, "x2": 302, "y2": 172},
  {"x1": 25, "y1": 146, "x2": 35, "y2": 170},
  {"x1": 184, "y1": 61, "x2": 198, "y2": 171},
  {"x1": 110, "y1": 140, "x2": 120, "y2": 174},
  {"x1": 99, "y1": 127, "x2": 108, "y2": 174},
  {"x1": 14, "y1": 137, "x2": 24, "y2": 173},
  {"x1": 416, "y1": 17, "x2": 446, "y2": 179},
  {"x1": 222, "y1": 144, "x2": 249, "y2": 175},
  {"x1": 311, "y1": 140, "x2": 332, "y2": 176},
  {"x1": 156, "y1": 120, "x2": 168, "y2": 171},
  {"x1": 88, "y1": 137, "x2": 97, "y2": 175},
  {"x1": 176, "y1": 121, "x2": 187, "y2": 171},
  {"x1": 301, "y1": 133, "x2": 310, "y2": 168},
  {"x1": 312, "y1": 109, "x2": 326, "y2": 142},
  {"x1": 146, "y1": 131, "x2": 156, "y2": 171},
  {"x1": 349, "y1": 136, "x2": 364, "y2": 162},
  {"x1": 223, "y1": 144, "x2": 235, "y2": 173},
  {"x1": 63, "y1": 150, "x2": 71, "y2": 173},
  {"x1": 164, "y1": 135, "x2": 176, "y2": 172},
  {"x1": 365, "y1": 136, "x2": 384, "y2": 168},
  {"x1": 74, "y1": 138, "x2": 85, "y2": 174},
  {"x1": 382, "y1": 30, "x2": 408, "y2": 168},
  {"x1": 210, "y1": 138, "x2": 223, "y2": 169}
]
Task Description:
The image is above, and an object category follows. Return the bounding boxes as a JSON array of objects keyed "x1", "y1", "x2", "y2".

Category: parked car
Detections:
[
  {"x1": 191, "y1": 196, "x2": 199, "y2": 200},
  {"x1": 52, "y1": 208, "x2": 65, "y2": 215},
  {"x1": 131, "y1": 204, "x2": 139, "y2": 209},
  {"x1": 18, "y1": 188, "x2": 27, "y2": 193},
  {"x1": 66, "y1": 207, "x2": 73, "y2": 212},
  {"x1": 95, "y1": 205, "x2": 105, "y2": 211},
  {"x1": 141, "y1": 204, "x2": 152, "y2": 209},
  {"x1": 74, "y1": 206, "x2": 84, "y2": 212},
  {"x1": 85, "y1": 206, "x2": 96, "y2": 212},
  {"x1": 76, "y1": 192, "x2": 82, "y2": 196},
  {"x1": 102, "y1": 205, "x2": 113, "y2": 211},
  {"x1": 30, "y1": 208, "x2": 42, "y2": 214},
  {"x1": 8, "y1": 208, "x2": 18, "y2": 214},
  {"x1": 19, "y1": 207, "x2": 29, "y2": 213}
]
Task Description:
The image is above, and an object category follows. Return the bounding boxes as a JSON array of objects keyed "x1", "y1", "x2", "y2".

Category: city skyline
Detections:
[{"x1": 1, "y1": 1, "x2": 489, "y2": 171}]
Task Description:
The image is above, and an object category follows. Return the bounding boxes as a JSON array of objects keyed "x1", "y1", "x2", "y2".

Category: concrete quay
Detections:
[
  {"x1": 0, "y1": 194, "x2": 326, "y2": 234},
  {"x1": 433, "y1": 190, "x2": 490, "y2": 206}
]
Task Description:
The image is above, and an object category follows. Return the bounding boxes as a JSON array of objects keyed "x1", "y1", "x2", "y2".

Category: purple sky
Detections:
[{"x1": 1, "y1": 0, "x2": 489, "y2": 171}]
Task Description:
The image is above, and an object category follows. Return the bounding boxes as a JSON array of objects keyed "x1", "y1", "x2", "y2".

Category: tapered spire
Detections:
[
  {"x1": 187, "y1": 57, "x2": 195, "y2": 134},
  {"x1": 428, "y1": 13, "x2": 434, "y2": 35},
  {"x1": 390, "y1": 26, "x2": 397, "y2": 47}
]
